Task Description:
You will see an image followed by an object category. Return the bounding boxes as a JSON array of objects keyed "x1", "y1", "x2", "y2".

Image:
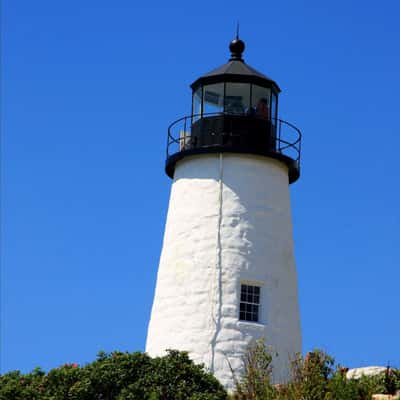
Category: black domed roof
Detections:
[{"x1": 190, "y1": 38, "x2": 280, "y2": 92}]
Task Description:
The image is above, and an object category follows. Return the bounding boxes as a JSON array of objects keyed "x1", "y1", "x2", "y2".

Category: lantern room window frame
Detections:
[{"x1": 191, "y1": 81, "x2": 279, "y2": 123}]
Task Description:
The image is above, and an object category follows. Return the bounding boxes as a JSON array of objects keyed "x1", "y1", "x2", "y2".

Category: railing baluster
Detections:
[
  {"x1": 167, "y1": 129, "x2": 170, "y2": 158},
  {"x1": 184, "y1": 117, "x2": 187, "y2": 148},
  {"x1": 279, "y1": 120, "x2": 282, "y2": 153}
]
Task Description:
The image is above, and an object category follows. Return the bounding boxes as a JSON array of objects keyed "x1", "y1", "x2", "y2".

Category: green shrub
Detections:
[
  {"x1": 0, "y1": 367, "x2": 46, "y2": 400},
  {"x1": 325, "y1": 370, "x2": 362, "y2": 400},
  {"x1": 284, "y1": 350, "x2": 334, "y2": 400},
  {"x1": 231, "y1": 344, "x2": 400, "y2": 400},
  {"x1": 0, "y1": 351, "x2": 227, "y2": 400},
  {"x1": 2, "y1": 347, "x2": 399, "y2": 400},
  {"x1": 231, "y1": 339, "x2": 276, "y2": 400}
]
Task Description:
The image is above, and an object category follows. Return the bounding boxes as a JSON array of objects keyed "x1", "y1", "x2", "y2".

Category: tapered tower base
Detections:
[{"x1": 146, "y1": 153, "x2": 301, "y2": 391}]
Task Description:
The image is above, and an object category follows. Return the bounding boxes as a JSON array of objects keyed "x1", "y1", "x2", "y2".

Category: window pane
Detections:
[
  {"x1": 240, "y1": 284, "x2": 261, "y2": 323},
  {"x1": 271, "y1": 92, "x2": 277, "y2": 126},
  {"x1": 225, "y1": 83, "x2": 250, "y2": 115},
  {"x1": 251, "y1": 85, "x2": 271, "y2": 120},
  {"x1": 192, "y1": 87, "x2": 202, "y2": 122},
  {"x1": 203, "y1": 83, "x2": 224, "y2": 115}
]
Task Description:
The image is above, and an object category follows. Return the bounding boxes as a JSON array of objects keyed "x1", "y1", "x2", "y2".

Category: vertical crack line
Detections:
[{"x1": 210, "y1": 153, "x2": 224, "y2": 373}]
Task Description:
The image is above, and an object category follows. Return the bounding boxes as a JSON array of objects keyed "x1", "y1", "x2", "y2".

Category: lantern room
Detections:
[
  {"x1": 191, "y1": 38, "x2": 279, "y2": 123},
  {"x1": 166, "y1": 37, "x2": 302, "y2": 183}
]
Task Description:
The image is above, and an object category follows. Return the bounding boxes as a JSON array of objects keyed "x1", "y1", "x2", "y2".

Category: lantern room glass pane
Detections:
[
  {"x1": 224, "y1": 83, "x2": 250, "y2": 115},
  {"x1": 203, "y1": 83, "x2": 224, "y2": 115},
  {"x1": 192, "y1": 87, "x2": 202, "y2": 122},
  {"x1": 251, "y1": 85, "x2": 271, "y2": 120},
  {"x1": 271, "y1": 92, "x2": 277, "y2": 125}
]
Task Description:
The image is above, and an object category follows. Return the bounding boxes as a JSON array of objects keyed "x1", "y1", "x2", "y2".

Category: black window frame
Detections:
[
  {"x1": 191, "y1": 83, "x2": 279, "y2": 121},
  {"x1": 239, "y1": 284, "x2": 261, "y2": 323}
]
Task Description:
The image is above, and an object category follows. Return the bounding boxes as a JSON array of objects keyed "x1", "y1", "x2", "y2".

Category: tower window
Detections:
[{"x1": 239, "y1": 284, "x2": 260, "y2": 322}]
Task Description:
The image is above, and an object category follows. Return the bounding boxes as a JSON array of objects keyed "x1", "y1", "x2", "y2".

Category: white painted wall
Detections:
[{"x1": 146, "y1": 153, "x2": 301, "y2": 391}]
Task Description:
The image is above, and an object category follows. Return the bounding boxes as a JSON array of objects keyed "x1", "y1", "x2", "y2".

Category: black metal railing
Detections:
[{"x1": 167, "y1": 112, "x2": 302, "y2": 167}]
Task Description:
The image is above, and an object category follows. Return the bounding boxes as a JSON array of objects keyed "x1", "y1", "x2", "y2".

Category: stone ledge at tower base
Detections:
[
  {"x1": 372, "y1": 393, "x2": 400, "y2": 400},
  {"x1": 347, "y1": 366, "x2": 391, "y2": 380}
]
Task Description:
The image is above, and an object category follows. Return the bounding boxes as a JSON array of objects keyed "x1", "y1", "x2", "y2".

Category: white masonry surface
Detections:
[{"x1": 146, "y1": 153, "x2": 301, "y2": 391}]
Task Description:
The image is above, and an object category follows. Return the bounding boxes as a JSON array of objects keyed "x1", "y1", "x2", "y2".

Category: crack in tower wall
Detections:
[{"x1": 210, "y1": 153, "x2": 224, "y2": 373}]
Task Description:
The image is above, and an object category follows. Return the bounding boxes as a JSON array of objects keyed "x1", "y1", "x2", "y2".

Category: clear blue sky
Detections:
[{"x1": 2, "y1": 0, "x2": 400, "y2": 374}]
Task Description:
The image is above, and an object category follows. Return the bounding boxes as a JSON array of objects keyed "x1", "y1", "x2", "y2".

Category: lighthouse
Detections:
[{"x1": 146, "y1": 37, "x2": 302, "y2": 391}]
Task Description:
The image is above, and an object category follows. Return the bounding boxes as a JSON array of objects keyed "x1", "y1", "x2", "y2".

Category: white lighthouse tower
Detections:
[{"x1": 146, "y1": 37, "x2": 302, "y2": 391}]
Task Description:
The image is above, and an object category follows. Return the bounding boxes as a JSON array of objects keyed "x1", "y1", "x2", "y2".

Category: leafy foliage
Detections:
[
  {"x1": 229, "y1": 342, "x2": 400, "y2": 400},
  {"x1": 0, "y1": 350, "x2": 227, "y2": 400},
  {"x1": 2, "y1": 346, "x2": 400, "y2": 400},
  {"x1": 231, "y1": 339, "x2": 276, "y2": 400},
  {"x1": 287, "y1": 349, "x2": 335, "y2": 400}
]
